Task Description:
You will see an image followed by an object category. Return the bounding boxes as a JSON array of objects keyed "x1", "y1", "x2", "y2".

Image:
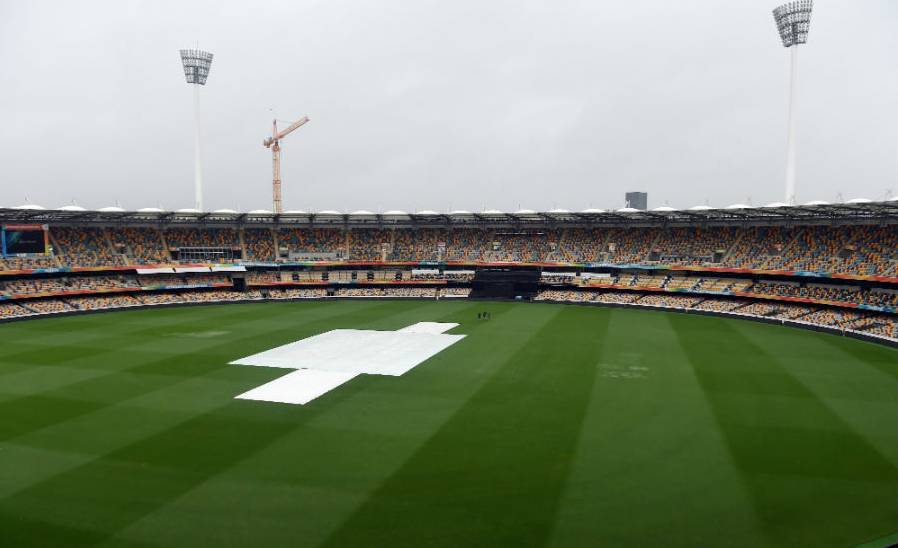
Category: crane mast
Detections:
[{"x1": 263, "y1": 116, "x2": 309, "y2": 213}]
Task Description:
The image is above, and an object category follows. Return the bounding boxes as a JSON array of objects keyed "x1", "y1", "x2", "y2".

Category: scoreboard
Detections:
[{"x1": 2, "y1": 224, "x2": 49, "y2": 256}]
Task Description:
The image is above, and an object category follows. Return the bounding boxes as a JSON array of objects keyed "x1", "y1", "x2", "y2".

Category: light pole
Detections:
[
  {"x1": 772, "y1": 1, "x2": 813, "y2": 205},
  {"x1": 179, "y1": 49, "x2": 214, "y2": 211}
]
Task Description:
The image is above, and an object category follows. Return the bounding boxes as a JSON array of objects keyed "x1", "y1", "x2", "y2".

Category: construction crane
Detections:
[{"x1": 263, "y1": 116, "x2": 309, "y2": 213}]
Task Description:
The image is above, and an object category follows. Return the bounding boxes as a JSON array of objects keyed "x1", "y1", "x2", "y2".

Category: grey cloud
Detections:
[{"x1": 1, "y1": 0, "x2": 895, "y2": 212}]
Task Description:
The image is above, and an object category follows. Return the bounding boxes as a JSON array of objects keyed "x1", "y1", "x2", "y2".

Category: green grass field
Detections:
[{"x1": 0, "y1": 299, "x2": 895, "y2": 548}]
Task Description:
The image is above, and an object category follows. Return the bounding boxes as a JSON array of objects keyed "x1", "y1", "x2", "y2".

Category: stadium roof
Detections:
[{"x1": 2, "y1": 201, "x2": 897, "y2": 228}]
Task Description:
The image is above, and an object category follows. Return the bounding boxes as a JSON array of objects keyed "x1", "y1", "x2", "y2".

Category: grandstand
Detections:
[{"x1": 0, "y1": 203, "x2": 895, "y2": 344}]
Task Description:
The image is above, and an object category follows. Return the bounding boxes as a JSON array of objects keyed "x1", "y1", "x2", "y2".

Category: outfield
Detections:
[{"x1": 0, "y1": 300, "x2": 895, "y2": 547}]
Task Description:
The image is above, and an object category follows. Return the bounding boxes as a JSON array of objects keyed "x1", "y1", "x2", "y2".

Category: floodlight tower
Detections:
[
  {"x1": 772, "y1": 1, "x2": 813, "y2": 205},
  {"x1": 179, "y1": 49, "x2": 214, "y2": 211}
]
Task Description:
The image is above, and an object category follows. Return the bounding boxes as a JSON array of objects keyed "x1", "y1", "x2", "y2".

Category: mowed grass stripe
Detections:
[
  {"x1": 729, "y1": 317, "x2": 897, "y2": 386},
  {"x1": 0, "y1": 300, "x2": 326, "y2": 377},
  {"x1": 0, "y1": 301, "x2": 424, "y2": 547},
  {"x1": 0, "y1": 300, "x2": 470, "y2": 458},
  {"x1": 320, "y1": 305, "x2": 607, "y2": 548},
  {"x1": 0, "y1": 400, "x2": 350, "y2": 547},
  {"x1": 0, "y1": 300, "x2": 484, "y2": 546},
  {"x1": 0, "y1": 300, "x2": 397, "y2": 442},
  {"x1": 548, "y1": 308, "x2": 770, "y2": 548},
  {"x1": 101, "y1": 303, "x2": 554, "y2": 548},
  {"x1": 735, "y1": 321, "x2": 898, "y2": 464},
  {"x1": 672, "y1": 315, "x2": 897, "y2": 548},
  {"x1": 0, "y1": 302, "x2": 419, "y2": 505},
  {"x1": 0, "y1": 299, "x2": 342, "y2": 365},
  {"x1": 0, "y1": 300, "x2": 428, "y2": 470},
  {"x1": 0, "y1": 301, "x2": 894, "y2": 547}
]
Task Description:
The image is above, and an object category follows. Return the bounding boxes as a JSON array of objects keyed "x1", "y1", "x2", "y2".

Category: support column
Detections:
[
  {"x1": 784, "y1": 46, "x2": 798, "y2": 205},
  {"x1": 193, "y1": 84, "x2": 204, "y2": 211}
]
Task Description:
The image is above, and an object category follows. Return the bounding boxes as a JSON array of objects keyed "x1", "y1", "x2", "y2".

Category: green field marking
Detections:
[
  {"x1": 672, "y1": 314, "x2": 897, "y2": 548},
  {"x1": 0, "y1": 402, "x2": 334, "y2": 547},
  {"x1": 0, "y1": 301, "x2": 399, "y2": 442},
  {"x1": 549, "y1": 307, "x2": 771, "y2": 547},
  {"x1": 0, "y1": 301, "x2": 893, "y2": 548},
  {"x1": 105, "y1": 302, "x2": 550, "y2": 548},
  {"x1": 321, "y1": 305, "x2": 607, "y2": 547}
]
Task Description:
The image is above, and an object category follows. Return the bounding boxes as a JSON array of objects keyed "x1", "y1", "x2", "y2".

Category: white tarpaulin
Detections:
[
  {"x1": 397, "y1": 322, "x2": 458, "y2": 334},
  {"x1": 231, "y1": 322, "x2": 464, "y2": 404},
  {"x1": 236, "y1": 369, "x2": 357, "y2": 405},
  {"x1": 231, "y1": 326, "x2": 463, "y2": 377}
]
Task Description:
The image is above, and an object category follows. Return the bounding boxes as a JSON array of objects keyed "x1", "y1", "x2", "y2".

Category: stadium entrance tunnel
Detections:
[
  {"x1": 470, "y1": 268, "x2": 540, "y2": 299},
  {"x1": 232, "y1": 274, "x2": 247, "y2": 291}
]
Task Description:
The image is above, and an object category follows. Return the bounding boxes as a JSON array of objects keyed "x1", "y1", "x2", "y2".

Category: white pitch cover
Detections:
[
  {"x1": 236, "y1": 369, "x2": 357, "y2": 405},
  {"x1": 231, "y1": 322, "x2": 463, "y2": 405},
  {"x1": 397, "y1": 322, "x2": 459, "y2": 334}
]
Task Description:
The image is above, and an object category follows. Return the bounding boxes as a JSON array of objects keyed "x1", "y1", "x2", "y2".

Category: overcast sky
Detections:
[{"x1": 1, "y1": 0, "x2": 895, "y2": 212}]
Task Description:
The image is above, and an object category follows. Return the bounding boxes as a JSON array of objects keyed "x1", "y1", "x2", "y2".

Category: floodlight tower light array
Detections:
[
  {"x1": 179, "y1": 49, "x2": 214, "y2": 211},
  {"x1": 179, "y1": 49, "x2": 214, "y2": 85},
  {"x1": 773, "y1": 1, "x2": 813, "y2": 48},
  {"x1": 772, "y1": 1, "x2": 812, "y2": 206}
]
